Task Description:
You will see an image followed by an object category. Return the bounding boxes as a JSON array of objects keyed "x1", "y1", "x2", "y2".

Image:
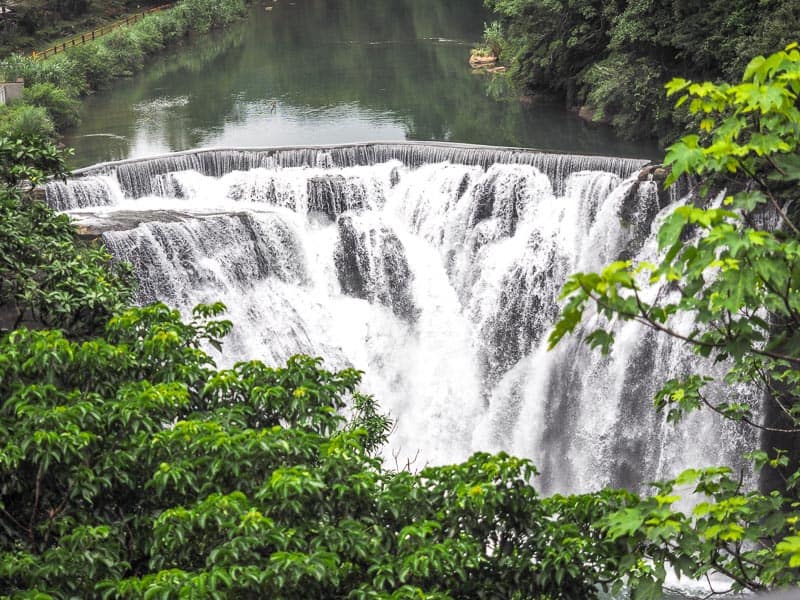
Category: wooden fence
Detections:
[{"x1": 31, "y1": 4, "x2": 174, "y2": 61}]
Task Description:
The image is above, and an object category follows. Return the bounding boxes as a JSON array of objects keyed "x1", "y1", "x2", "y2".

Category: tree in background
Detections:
[{"x1": 483, "y1": 0, "x2": 800, "y2": 142}]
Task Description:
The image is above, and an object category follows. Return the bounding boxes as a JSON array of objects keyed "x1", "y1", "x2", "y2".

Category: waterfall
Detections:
[
  {"x1": 49, "y1": 143, "x2": 756, "y2": 493},
  {"x1": 59, "y1": 141, "x2": 648, "y2": 200}
]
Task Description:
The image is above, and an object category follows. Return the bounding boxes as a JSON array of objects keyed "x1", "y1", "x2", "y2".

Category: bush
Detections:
[
  {"x1": 147, "y1": 10, "x2": 191, "y2": 44},
  {"x1": 0, "y1": 136, "x2": 132, "y2": 335},
  {"x1": 67, "y1": 43, "x2": 115, "y2": 90},
  {"x1": 0, "y1": 53, "x2": 86, "y2": 97},
  {"x1": 22, "y1": 82, "x2": 81, "y2": 130},
  {"x1": 103, "y1": 28, "x2": 147, "y2": 76},
  {"x1": 174, "y1": 0, "x2": 248, "y2": 33},
  {"x1": 131, "y1": 16, "x2": 167, "y2": 54},
  {"x1": 0, "y1": 104, "x2": 56, "y2": 140}
]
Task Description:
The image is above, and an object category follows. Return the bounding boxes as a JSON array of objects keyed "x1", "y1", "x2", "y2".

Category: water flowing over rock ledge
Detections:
[{"x1": 66, "y1": 141, "x2": 651, "y2": 198}]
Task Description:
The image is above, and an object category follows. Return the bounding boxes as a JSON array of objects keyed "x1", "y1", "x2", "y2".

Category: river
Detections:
[{"x1": 63, "y1": 0, "x2": 661, "y2": 168}]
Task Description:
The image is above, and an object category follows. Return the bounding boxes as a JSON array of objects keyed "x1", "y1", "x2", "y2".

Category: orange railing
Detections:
[{"x1": 32, "y1": 4, "x2": 174, "y2": 61}]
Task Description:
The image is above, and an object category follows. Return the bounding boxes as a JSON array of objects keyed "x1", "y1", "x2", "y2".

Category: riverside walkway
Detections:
[{"x1": 32, "y1": 2, "x2": 173, "y2": 61}]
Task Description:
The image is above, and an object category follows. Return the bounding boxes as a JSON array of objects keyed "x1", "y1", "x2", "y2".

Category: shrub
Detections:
[
  {"x1": 0, "y1": 53, "x2": 86, "y2": 97},
  {"x1": 22, "y1": 82, "x2": 81, "y2": 130},
  {"x1": 126, "y1": 19, "x2": 166, "y2": 56},
  {"x1": 0, "y1": 104, "x2": 56, "y2": 140},
  {"x1": 103, "y1": 28, "x2": 146, "y2": 76},
  {"x1": 147, "y1": 10, "x2": 191, "y2": 43},
  {"x1": 67, "y1": 43, "x2": 115, "y2": 90},
  {"x1": 175, "y1": 0, "x2": 247, "y2": 33}
]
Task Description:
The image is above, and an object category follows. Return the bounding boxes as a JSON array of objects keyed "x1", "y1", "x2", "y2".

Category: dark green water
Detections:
[{"x1": 63, "y1": 0, "x2": 662, "y2": 168}]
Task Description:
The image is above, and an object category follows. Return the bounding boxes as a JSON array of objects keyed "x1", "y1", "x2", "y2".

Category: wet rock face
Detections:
[
  {"x1": 480, "y1": 234, "x2": 565, "y2": 385},
  {"x1": 468, "y1": 169, "x2": 529, "y2": 239},
  {"x1": 334, "y1": 215, "x2": 370, "y2": 300},
  {"x1": 102, "y1": 211, "x2": 307, "y2": 305},
  {"x1": 334, "y1": 215, "x2": 419, "y2": 322},
  {"x1": 307, "y1": 175, "x2": 365, "y2": 219}
]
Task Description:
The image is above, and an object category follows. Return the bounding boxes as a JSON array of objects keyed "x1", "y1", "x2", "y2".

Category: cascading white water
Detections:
[{"x1": 50, "y1": 143, "x2": 755, "y2": 493}]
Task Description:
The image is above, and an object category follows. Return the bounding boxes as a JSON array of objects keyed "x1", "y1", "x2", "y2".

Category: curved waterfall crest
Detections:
[
  {"x1": 47, "y1": 143, "x2": 755, "y2": 494},
  {"x1": 61, "y1": 142, "x2": 649, "y2": 199}
]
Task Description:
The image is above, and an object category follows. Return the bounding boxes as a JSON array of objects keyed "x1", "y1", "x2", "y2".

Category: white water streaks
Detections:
[{"x1": 50, "y1": 143, "x2": 757, "y2": 493}]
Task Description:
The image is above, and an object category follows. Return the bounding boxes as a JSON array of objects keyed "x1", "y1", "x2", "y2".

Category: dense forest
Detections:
[
  {"x1": 1, "y1": 0, "x2": 800, "y2": 597},
  {"x1": 483, "y1": 0, "x2": 800, "y2": 143}
]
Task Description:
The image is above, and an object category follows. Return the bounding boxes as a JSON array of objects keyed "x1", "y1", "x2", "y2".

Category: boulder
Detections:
[{"x1": 469, "y1": 53, "x2": 498, "y2": 67}]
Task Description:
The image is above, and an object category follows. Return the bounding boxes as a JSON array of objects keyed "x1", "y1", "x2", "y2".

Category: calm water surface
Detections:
[{"x1": 64, "y1": 0, "x2": 661, "y2": 167}]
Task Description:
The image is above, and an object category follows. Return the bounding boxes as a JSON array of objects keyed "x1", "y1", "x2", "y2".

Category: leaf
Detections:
[
  {"x1": 657, "y1": 211, "x2": 688, "y2": 251},
  {"x1": 770, "y1": 154, "x2": 800, "y2": 181},
  {"x1": 605, "y1": 508, "x2": 646, "y2": 540}
]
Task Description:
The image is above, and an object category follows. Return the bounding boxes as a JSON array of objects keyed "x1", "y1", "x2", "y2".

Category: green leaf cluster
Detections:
[
  {"x1": 550, "y1": 44, "x2": 800, "y2": 593},
  {"x1": 0, "y1": 136, "x2": 132, "y2": 338},
  {"x1": 0, "y1": 299, "x2": 654, "y2": 599}
]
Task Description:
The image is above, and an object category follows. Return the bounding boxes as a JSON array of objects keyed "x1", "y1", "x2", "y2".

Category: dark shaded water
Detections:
[{"x1": 64, "y1": 0, "x2": 661, "y2": 168}]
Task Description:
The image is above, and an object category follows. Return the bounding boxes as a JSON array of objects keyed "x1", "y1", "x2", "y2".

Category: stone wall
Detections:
[{"x1": 0, "y1": 80, "x2": 24, "y2": 105}]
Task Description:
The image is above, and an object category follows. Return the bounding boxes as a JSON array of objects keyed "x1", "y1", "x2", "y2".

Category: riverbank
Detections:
[
  {"x1": 0, "y1": 0, "x2": 252, "y2": 141},
  {"x1": 0, "y1": 1, "x2": 167, "y2": 56},
  {"x1": 481, "y1": 0, "x2": 800, "y2": 144}
]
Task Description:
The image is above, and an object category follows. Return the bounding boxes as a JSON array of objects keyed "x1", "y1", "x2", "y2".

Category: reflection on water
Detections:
[{"x1": 64, "y1": 0, "x2": 661, "y2": 167}]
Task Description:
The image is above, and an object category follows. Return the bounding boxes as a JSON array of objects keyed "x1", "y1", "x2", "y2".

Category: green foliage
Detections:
[
  {"x1": 102, "y1": 27, "x2": 147, "y2": 76},
  {"x1": 583, "y1": 55, "x2": 676, "y2": 141},
  {"x1": 173, "y1": 0, "x2": 248, "y2": 34},
  {"x1": 483, "y1": 0, "x2": 620, "y2": 106},
  {"x1": 0, "y1": 104, "x2": 56, "y2": 140},
  {"x1": 550, "y1": 45, "x2": 800, "y2": 593},
  {"x1": 0, "y1": 0, "x2": 252, "y2": 136},
  {"x1": 0, "y1": 300, "x2": 650, "y2": 599},
  {"x1": 22, "y1": 83, "x2": 82, "y2": 130},
  {"x1": 484, "y1": 0, "x2": 800, "y2": 142},
  {"x1": 0, "y1": 135, "x2": 66, "y2": 187},
  {"x1": 0, "y1": 136, "x2": 132, "y2": 336},
  {"x1": 64, "y1": 42, "x2": 116, "y2": 90},
  {"x1": 0, "y1": 53, "x2": 88, "y2": 97},
  {"x1": 600, "y1": 464, "x2": 800, "y2": 595}
]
